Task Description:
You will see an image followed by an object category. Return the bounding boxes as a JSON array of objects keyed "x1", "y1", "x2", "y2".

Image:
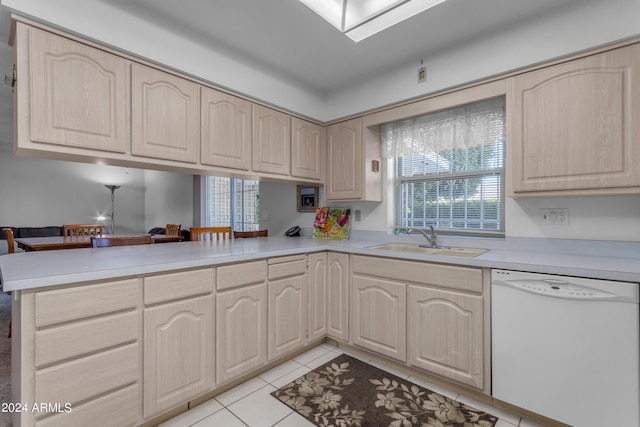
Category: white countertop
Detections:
[{"x1": 1, "y1": 235, "x2": 639, "y2": 291}]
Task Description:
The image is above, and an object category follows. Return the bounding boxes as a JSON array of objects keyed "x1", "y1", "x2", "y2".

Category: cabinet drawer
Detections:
[
  {"x1": 36, "y1": 311, "x2": 138, "y2": 367},
  {"x1": 217, "y1": 260, "x2": 267, "y2": 290},
  {"x1": 35, "y1": 384, "x2": 139, "y2": 427},
  {"x1": 144, "y1": 268, "x2": 214, "y2": 305},
  {"x1": 35, "y1": 279, "x2": 140, "y2": 327},
  {"x1": 35, "y1": 343, "x2": 139, "y2": 406},
  {"x1": 268, "y1": 257, "x2": 306, "y2": 280},
  {"x1": 352, "y1": 255, "x2": 482, "y2": 293}
]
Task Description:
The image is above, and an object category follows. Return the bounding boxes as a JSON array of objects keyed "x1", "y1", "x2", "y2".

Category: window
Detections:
[
  {"x1": 383, "y1": 96, "x2": 505, "y2": 235},
  {"x1": 206, "y1": 177, "x2": 259, "y2": 231}
]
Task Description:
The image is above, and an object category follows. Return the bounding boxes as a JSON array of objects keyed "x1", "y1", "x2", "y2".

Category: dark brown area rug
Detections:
[{"x1": 272, "y1": 354, "x2": 497, "y2": 427}]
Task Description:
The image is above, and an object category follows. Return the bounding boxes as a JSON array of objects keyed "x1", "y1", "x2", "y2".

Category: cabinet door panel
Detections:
[
  {"x1": 308, "y1": 252, "x2": 327, "y2": 342},
  {"x1": 201, "y1": 87, "x2": 252, "y2": 170},
  {"x1": 408, "y1": 285, "x2": 483, "y2": 389},
  {"x1": 510, "y1": 43, "x2": 640, "y2": 194},
  {"x1": 268, "y1": 273, "x2": 307, "y2": 360},
  {"x1": 352, "y1": 274, "x2": 406, "y2": 362},
  {"x1": 132, "y1": 63, "x2": 200, "y2": 163},
  {"x1": 35, "y1": 344, "x2": 139, "y2": 407},
  {"x1": 35, "y1": 384, "x2": 139, "y2": 427},
  {"x1": 291, "y1": 117, "x2": 324, "y2": 180},
  {"x1": 326, "y1": 118, "x2": 362, "y2": 200},
  {"x1": 327, "y1": 252, "x2": 349, "y2": 342},
  {"x1": 144, "y1": 296, "x2": 214, "y2": 417},
  {"x1": 216, "y1": 284, "x2": 267, "y2": 384},
  {"x1": 252, "y1": 105, "x2": 291, "y2": 175},
  {"x1": 26, "y1": 24, "x2": 129, "y2": 152}
]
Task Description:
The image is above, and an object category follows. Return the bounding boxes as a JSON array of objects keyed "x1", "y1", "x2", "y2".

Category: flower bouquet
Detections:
[{"x1": 313, "y1": 207, "x2": 351, "y2": 240}]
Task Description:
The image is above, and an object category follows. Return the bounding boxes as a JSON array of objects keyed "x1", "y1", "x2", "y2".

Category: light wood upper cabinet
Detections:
[
  {"x1": 252, "y1": 104, "x2": 291, "y2": 175},
  {"x1": 408, "y1": 285, "x2": 484, "y2": 390},
  {"x1": 327, "y1": 252, "x2": 349, "y2": 342},
  {"x1": 326, "y1": 118, "x2": 362, "y2": 200},
  {"x1": 291, "y1": 117, "x2": 325, "y2": 181},
  {"x1": 131, "y1": 63, "x2": 200, "y2": 163},
  {"x1": 18, "y1": 23, "x2": 129, "y2": 153},
  {"x1": 509, "y1": 43, "x2": 640, "y2": 196},
  {"x1": 201, "y1": 87, "x2": 252, "y2": 170},
  {"x1": 326, "y1": 118, "x2": 382, "y2": 201}
]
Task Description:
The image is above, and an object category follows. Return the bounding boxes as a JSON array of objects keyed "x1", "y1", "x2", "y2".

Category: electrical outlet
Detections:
[
  {"x1": 418, "y1": 66, "x2": 426, "y2": 83},
  {"x1": 541, "y1": 208, "x2": 569, "y2": 225},
  {"x1": 354, "y1": 210, "x2": 361, "y2": 222}
]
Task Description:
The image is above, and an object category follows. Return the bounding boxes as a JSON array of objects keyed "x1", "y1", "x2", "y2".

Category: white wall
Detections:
[
  {"x1": 302, "y1": 160, "x2": 640, "y2": 242},
  {"x1": 143, "y1": 170, "x2": 193, "y2": 232},
  {"x1": 259, "y1": 182, "x2": 318, "y2": 237},
  {"x1": 326, "y1": 0, "x2": 640, "y2": 120},
  {"x1": 0, "y1": 149, "x2": 193, "y2": 234}
]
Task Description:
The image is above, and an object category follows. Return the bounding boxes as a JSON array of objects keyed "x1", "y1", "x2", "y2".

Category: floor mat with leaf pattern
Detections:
[{"x1": 272, "y1": 353, "x2": 497, "y2": 427}]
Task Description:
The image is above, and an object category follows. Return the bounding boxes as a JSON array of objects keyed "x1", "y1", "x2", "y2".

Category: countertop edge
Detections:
[{"x1": 2, "y1": 237, "x2": 639, "y2": 291}]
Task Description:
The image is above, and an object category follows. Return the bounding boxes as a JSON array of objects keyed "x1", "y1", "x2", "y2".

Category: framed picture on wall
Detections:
[{"x1": 296, "y1": 185, "x2": 318, "y2": 212}]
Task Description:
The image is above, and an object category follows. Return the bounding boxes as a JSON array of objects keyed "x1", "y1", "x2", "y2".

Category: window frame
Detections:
[
  {"x1": 204, "y1": 176, "x2": 260, "y2": 232},
  {"x1": 363, "y1": 81, "x2": 508, "y2": 237}
]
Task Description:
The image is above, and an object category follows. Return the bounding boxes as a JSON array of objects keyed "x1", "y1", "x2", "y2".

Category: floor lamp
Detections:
[{"x1": 104, "y1": 185, "x2": 121, "y2": 235}]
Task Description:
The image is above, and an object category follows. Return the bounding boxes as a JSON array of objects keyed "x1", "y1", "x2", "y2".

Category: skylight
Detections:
[{"x1": 299, "y1": 0, "x2": 448, "y2": 42}]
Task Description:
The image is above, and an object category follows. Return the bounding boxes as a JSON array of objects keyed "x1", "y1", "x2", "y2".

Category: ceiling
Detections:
[
  {"x1": 103, "y1": 0, "x2": 575, "y2": 93},
  {"x1": 0, "y1": 0, "x2": 578, "y2": 149}
]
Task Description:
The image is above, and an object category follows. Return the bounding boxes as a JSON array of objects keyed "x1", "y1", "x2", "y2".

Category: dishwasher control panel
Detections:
[{"x1": 492, "y1": 269, "x2": 639, "y2": 302}]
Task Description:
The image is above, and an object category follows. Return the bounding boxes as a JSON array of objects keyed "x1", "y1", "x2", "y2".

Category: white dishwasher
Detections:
[{"x1": 491, "y1": 269, "x2": 639, "y2": 427}]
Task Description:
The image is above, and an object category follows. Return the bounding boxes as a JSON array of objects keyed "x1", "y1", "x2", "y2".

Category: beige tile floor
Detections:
[{"x1": 160, "y1": 343, "x2": 548, "y2": 427}]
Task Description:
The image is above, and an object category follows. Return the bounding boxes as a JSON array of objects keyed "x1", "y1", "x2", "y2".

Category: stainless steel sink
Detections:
[{"x1": 369, "y1": 243, "x2": 487, "y2": 257}]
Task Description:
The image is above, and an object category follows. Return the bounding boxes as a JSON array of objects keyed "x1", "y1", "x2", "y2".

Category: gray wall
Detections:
[{"x1": 0, "y1": 149, "x2": 193, "y2": 234}]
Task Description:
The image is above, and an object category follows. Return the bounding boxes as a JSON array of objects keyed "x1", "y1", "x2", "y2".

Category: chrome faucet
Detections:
[{"x1": 408, "y1": 226, "x2": 438, "y2": 248}]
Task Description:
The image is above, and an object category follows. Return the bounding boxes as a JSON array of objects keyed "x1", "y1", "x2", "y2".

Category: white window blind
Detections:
[
  {"x1": 207, "y1": 177, "x2": 260, "y2": 231},
  {"x1": 383, "y1": 96, "x2": 505, "y2": 234}
]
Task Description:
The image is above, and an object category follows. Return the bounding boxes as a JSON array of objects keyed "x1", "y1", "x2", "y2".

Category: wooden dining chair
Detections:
[
  {"x1": 3, "y1": 228, "x2": 15, "y2": 254},
  {"x1": 233, "y1": 230, "x2": 268, "y2": 239},
  {"x1": 91, "y1": 235, "x2": 153, "y2": 247},
  {"x1": 190, "y1": 226, "x2": 232, "y2": 241},
  {"x1": 165, "y1": 224, "x2": 181, "y2": 237},
  {"x1": 63, "y1": 224, "x2": 104, "y2": 237}
]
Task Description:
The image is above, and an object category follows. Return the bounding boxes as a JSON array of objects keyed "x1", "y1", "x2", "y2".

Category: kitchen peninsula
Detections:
[{"x1": 2, "y1": 235, "x2": 639, "y2": 427}]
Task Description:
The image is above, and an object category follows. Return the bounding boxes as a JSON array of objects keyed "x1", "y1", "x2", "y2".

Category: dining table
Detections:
[{"x1": 15, "y1": 234, "x2": 183, "y2": 251}]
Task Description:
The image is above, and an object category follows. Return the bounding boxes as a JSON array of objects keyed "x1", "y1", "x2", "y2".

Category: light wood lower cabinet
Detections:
[
  {"x1": 16, "y1": 279, "x2": 142, "y2": 427},
  {"x1": 216, "y1": 283, "x2": 268, "y2": 384},
  {"x1": 407, "y1": 285, "x2": 484, "y2": 390},
  {"x1": 143, "y1": 296, "x2": 214, "y2": 417},
  {"x1": 350, "y1": 255, "x2": 488, "y2": 391},
  {"x1": 327, "y1": 252, "x2": 349, "y2": 342},
  {"x1": 143, "y1": 269, "x2": 214, "y2": 418},
  {"x1": 268, "y1": 256, "x2": 308, "y2": 360},
  {"x1": 351, "y1": 274, "x2": 407, "y2": 362},
  {"x1": 308, "y1": 252, "x2": 328, "y2": 342}
]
